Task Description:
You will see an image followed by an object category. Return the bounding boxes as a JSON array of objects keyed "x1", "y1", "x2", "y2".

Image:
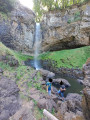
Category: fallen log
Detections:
[{"x1": 43, "y1": 109, "x2": 59, "y2": 120}]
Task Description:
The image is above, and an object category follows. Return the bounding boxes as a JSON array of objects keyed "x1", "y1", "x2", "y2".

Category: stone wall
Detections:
[
  {"x1": 0, "y1": 2, "x2": 35, "y2": 54},
  {"x1": 41, "y1": 2, "x2": 90, "y2": 52}
]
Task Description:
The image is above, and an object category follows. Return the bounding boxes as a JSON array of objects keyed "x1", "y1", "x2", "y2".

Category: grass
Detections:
[
  {"x1": 0, "y1": 62, "x2": 13, "y2": 71},
  {"x1": 0, "y1": 42, "x2": 33, "y2": 64},
  {"x1": 12, "y1": 51, "x2": 33, "y2": 64},
  {"x1": 0, "y1": 42, "x2": 43, "y2": 91},
  {"x1": 34, "y1": 106, "x2": 44, "y2": 120},
  {"x1": 39, "y1": 46, "x2": 90, "y2": 69},
  {"x1": 0, "y1": 42, "x2": 48, "y2": 120}
]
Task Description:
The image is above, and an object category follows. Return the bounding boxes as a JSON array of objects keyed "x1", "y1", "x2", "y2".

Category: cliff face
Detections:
[
  {"x1": 0, "y1": 2, "x2": 35, "y2": 54},
  {"x1": 41, "y1": 2, "x2": 90, "y2": 52}
]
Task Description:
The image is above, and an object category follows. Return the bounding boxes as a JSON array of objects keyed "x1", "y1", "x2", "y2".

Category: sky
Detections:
[{"x1": 19, "y1": 0, "x2": 33, "y2": 10}]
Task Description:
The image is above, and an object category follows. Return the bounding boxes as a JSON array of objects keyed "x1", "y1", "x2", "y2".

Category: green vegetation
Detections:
[
  {"x1": 12, "y1": 51, "x2": 33, "y2": 64},
  {"x1": 33, "y1": 0, "x2": 88, "y2": 21},
  {"x1": 0, "y1": 42, "x2": 44, "y2": 98},
  {"x1": 33, "y1": 100, "x2": 45, "y2": 120},
  {"x1": 67, "y1": 11, "x2": 81, "y2": 24},
  {"x1": 19, "y1": 92, "x2": 30, "y2": 101},
  {"x1": 0, "y1": 42, "x2": 33, "y2": 64},
  {"x1": 34, "y1": 106, "x2": 44, "y2": 120},
  {"x1": 0, "y1": 62, "x2": 13, "y2": 71},
  {"x1": 27, "y1": 72, "x2": 45, "y2": 92},
  {"x1": 39, "y1": 46, "x2": 90, "y2": 69}
]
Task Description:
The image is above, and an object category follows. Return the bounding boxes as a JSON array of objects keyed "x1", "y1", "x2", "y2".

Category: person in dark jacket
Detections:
[{"x1": 57, "y1": 81, "x2": 66, "y2": 100}]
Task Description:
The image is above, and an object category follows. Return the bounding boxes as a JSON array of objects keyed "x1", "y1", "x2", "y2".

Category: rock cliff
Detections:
[
  {"x1": 0, "y1": 1, "x2": 35, "y2": 54},
  {"x1": 82, "y1": 58, "x2": 90, "y2": 120},
  {"x1": 41, "y1": 2, "x2": 90, "y2": 52},
  {"x1": 0, "y1": 69, "x2": 20, "y2": 120}
]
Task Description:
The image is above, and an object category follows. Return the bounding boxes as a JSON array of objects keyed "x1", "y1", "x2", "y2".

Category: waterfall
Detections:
[{"x1": 34, "y1": 23, "x2": 41, "y2": 70}]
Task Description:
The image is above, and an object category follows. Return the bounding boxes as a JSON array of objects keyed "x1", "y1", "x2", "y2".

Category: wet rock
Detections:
[
  {"x1": 77, "y1": 79, "x2": 84, "y2": 85},
  {"x1": 39, "y1": 68, "x2": 55, "y2": 80},
  {"x1": 53, "y1": 78, "x2": 71, "y2": 87}
]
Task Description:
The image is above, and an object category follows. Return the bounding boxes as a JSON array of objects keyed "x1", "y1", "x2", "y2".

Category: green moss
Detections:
[
  {"x1": 67, "y1": 11, "x2": 81, "y2": 24},
  {"x1": 12, "y1": 51, "x2": 33, "y2": 64},
  {"x1": 39, "y1": 46, "x2": 90, "y2": 69},
  {"x1": 67, "y1": 19, "x2": 71, "y2": 24}
]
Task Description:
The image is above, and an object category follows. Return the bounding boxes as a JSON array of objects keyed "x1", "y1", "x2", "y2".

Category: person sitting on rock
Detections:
[
  {"x1": 46, "y1": 78, "x2": 53, "y2": 96},
  {"x1": 57, "y1": 81, "x2": 66, "y2": 101}
]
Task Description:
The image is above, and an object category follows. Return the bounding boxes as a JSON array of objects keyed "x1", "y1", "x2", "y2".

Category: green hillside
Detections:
[
  {"x1": 39, "y1": 46, "x2": 90, "y2": 69},
  {"x1": 0, "y1": 42, "x2": 33, "y2": 64}
]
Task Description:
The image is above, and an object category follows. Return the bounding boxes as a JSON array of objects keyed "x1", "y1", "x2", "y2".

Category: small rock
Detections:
[{"x1": 0, "y1": 68, "x2": 3, "y2": 75}]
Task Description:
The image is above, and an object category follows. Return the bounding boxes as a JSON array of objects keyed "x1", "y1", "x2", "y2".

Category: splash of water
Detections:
[{"x1": 34, "y1": 23, "x2": 41, "y2": 70}]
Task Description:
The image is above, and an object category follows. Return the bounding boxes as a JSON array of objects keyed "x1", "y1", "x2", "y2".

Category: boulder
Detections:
[
  {"x1": 39, "y1": 68, "x2": 55, "y2": 80},
  {"x1": 66, "y1": 93, "x2": 82, "y2": 112},
  {"x1": 57, "y1": 93, "x2": 83, "y2": 120},
  {"x1": 53, "y1": 78, "x2": 71, "y2": 87},
  {"x1": 37, "y1": 98, "x2": 57, "y2": 112},
  {"x1": 77, "y1": 79, "x2": 84, "y2": 85}
]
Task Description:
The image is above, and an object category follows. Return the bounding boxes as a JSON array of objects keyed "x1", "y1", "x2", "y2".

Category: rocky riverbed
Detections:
[{"x1": 0, "y1": 54, "x2": 90, "y2": 120}]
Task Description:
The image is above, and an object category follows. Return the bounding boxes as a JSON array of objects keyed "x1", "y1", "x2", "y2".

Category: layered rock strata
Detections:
[
  {"x1": 41, "y1": 2, "x2": 90, "y2": 52},
  {"x1": 0, "y1": 2, "x2": 35, "y2": 54}
]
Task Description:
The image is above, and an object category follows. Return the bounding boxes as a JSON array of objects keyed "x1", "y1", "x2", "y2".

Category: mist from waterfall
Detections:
[{"x1": 34, "y1": 23, "x2": 41, "y2": 70}]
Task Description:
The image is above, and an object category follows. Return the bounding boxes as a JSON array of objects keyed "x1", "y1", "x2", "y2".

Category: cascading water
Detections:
[{"x1": 34, "y1": 23, "x2": 41, "y2": 70}]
